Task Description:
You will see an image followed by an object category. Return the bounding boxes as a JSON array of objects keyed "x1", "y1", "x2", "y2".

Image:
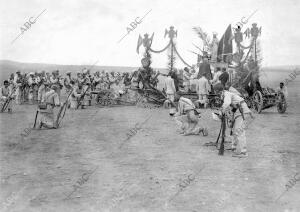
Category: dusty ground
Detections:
[{"x1": 0, "y1": 70, "x2": 300, "y2": 212}]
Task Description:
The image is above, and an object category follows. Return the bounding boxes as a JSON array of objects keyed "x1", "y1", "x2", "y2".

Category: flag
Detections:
[{"x1": 217, "y1": 24, "x2": 233, "y2": 62}]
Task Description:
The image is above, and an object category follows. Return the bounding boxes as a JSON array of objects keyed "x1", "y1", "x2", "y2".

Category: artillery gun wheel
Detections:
[
  {"x1": 252, "y1": 90, "x2": 263, "y2": 113},
  {"x1": 277, "y1": 92, "x2": 287, "y2": 113}
]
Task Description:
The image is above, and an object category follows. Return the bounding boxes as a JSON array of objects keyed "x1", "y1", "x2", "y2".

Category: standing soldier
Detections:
[
  {"x1": 33, "y1": 72, "x2": 39, "y2": 103},
  {"x1": 38, "y1": 85, "x2": 61, "y2": 129},
  {"x1": 197, "y1": 55, "x2": 213, "y2": 80},
  {"x1": 69, "y1": 82, "x2": 83, "y2": 109},
  {"x1": 93, "y1": 71, "x2": 101, "y2": 90},
  {"x1": 82, "y1": 69, "x2": 92, "y2": 107},
  {"x1": 64, "y1": 71, "x2": 73, "y2": 93},
  {"x1": 220, "y1": 82, "x2": 254, "y2": 157},
  {"x1": 196, "y1": 73, "x2": 211, "y2": 108},
  {"x1": 27, "y1": 72, "x2": 35, "y2": 104},
  {"x1": 50, "y1": 70, "x2": 61, "y2": 99},
  {"x1": 45, "y1": 72, "x2": 51, "y2": 83},
  {"x1": 164, "y1": 72, "x2": 176, "y2": 104},
  {"x1": 14, "y1": 70, "x2": 23, "y2": 104}
]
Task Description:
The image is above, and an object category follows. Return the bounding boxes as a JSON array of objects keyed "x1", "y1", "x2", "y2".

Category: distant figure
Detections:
[
  {"x1": 13, "y1": 70, "x2": 22, "y2": 104},
  {"x1": 197, "y1": 55, "x2": 212, "y2": 80},
  {"x1": 219, "y1": 68, "x2": 229, "y2": 87},
  {"x1": 183, "y1": 67, "x2": 192, "y2": 91},
  {"x1": 170, "y1": 69, "x2": 179, "y2": 91},
  {"x1": 164, "y1": 72, "x2": 176, "y2": 103},
  {"x1": 276, "y1": 82, "x2": 288, "y2": 99},
  {"x1": 196, "y1": 73, "x2": 211, "y2": 108},
  {"x1": 177, "y1": 69, "x2": 184, "y2": 89},
  {"x1": 70, "y1": 82, "x2": 82, "y2": 109}
]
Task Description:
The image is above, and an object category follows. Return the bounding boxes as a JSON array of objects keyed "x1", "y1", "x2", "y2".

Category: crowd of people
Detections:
[{"x1": 0, "y1": 59, "x2": 288, "y2": 158}]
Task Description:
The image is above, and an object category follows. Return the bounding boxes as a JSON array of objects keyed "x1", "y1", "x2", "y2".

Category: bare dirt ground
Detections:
[{"x1": 1, "y1": 71, "x2": 300, "y2": 212}]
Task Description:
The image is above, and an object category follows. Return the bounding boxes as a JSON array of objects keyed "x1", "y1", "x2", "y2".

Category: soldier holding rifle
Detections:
[
  {"x1": 37, "y1": 85, "x2": 61, "y2": 129},
  {"x1": 220, "y1": 82, "x2": 253, "y2": 157},
  {"x1": 0, "y1": 80, "x2": 15, "y2": 113}
]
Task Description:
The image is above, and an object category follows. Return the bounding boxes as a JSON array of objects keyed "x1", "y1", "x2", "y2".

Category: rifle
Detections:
[
  {"x1": 203, "y1": 112, "x2": 224, "y2": 148},
  {"x1": 218, "y1": 113, "x2": 226, "y2": 155},
  {"x1": 55, "y1": 89, "x2": 73, "y2": 127},
  {"x1": 33, "y1": 110, "x2": 39, "y2": 128},
  {"x1": 77, "y1": 85, "x2": 90, "y2": 109},
  {"x1": 1, "y1": 87, "x2": 16, "y2": 112}
]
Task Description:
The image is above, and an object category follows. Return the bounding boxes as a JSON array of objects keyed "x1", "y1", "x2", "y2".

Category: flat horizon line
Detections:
[{"x1": 1, "y1": 59, "x2": 299, "y2": 70}]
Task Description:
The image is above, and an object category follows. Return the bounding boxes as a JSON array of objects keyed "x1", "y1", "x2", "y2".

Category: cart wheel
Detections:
[
  {"x1": 277, "y1": 93, "x2": 287, "y2": 113},
  {"x1": 253, "y1": 91, "x2": 263, "y2": 113}
]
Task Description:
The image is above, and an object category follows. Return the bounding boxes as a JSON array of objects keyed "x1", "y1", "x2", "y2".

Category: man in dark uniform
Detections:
[
  {"x1": 219, "y1": 68, "x2": 229, "y2": 88},
  {"x1": 197, "y1": 55, "x2": 212, "y2": 80}
]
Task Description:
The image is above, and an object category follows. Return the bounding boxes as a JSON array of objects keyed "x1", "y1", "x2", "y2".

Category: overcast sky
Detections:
[{"x1": 0, "y1": 0, "x2": 299, "y2": 68}]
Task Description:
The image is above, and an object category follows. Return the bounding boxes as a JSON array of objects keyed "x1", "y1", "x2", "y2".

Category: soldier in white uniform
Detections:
[
  {"x1": 195, "y1": 73, "x2": 211, "y2": 108},
  {"x1": 38, "y1": 85, "x2": 61, "y2": 129},
  {"x1": 174, "y1": 96, "x2": 208, "y2": 136},
  {"x1": 69, "y1": 82, "x2": 83, "y2": 109},
  {"x1": 221, "y1": 83, "x2": 254, "y2": 157},
  {"x1": 164, "y1": 73, "x2": 176, "y2": 102},
  {"x1": 0, "y1": 80, "x2": 15, "y2": 113},
  {"x1": 13, "y1": 71, "x2": 23, "y2": 104}
]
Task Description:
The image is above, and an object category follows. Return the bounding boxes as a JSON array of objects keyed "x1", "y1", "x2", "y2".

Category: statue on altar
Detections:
[
  {"x1": 210, "y1": 32, "x2": 219, "y2": 62},
  {"x1": 233, "y1": 26, "x2": 244, "y2": 52},
  {"x1": 136, "y1": 33, "x2": 154, "y2": 54},
  {"x1": 164, "y1": 26, "x2": 177, "y2": 40}
]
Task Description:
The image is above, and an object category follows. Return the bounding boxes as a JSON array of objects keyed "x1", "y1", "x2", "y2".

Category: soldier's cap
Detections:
[
  {"x1": 16, "y1": 70, "x2": 21, "y2": 73},
  {"x1": 29, "y1": 72, "x2": 34, "y2": 75},
  {"x1": 213, "y1": 31, "x2": 218, "y2": 35},
  {"x1": 4, "y1": 80, "x2": 9, "y2": 84},
  {"x1": 66, "y1": 71, "x2": 71, "y2": 74},
  {"x1": 252, "y1": 23, "x2": 257, "y2": 26}
]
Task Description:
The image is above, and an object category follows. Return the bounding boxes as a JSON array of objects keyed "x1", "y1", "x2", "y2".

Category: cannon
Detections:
[{"x1": 251, "y1": 88, "x2": 286, "y2": 113}]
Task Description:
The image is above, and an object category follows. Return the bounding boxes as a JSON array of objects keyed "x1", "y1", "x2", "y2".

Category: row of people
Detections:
[
  {"x1": 4, "y1": 69, "x2": 142, "y2": 105},
  {"x1": 164, "y1": 66, "x2": 230, "y2": 108}
]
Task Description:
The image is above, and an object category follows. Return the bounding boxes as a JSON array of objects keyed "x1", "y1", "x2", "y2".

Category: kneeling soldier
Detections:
[
  {"x1": 174, "y1": 96, "x2": 208, "y2": 136},
  {"x1": 38, "y1": 85, "x2": 61, "y2": 129},
  {"x1": 0, "y1": 80, "x2": 15, "y2": 113}
]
